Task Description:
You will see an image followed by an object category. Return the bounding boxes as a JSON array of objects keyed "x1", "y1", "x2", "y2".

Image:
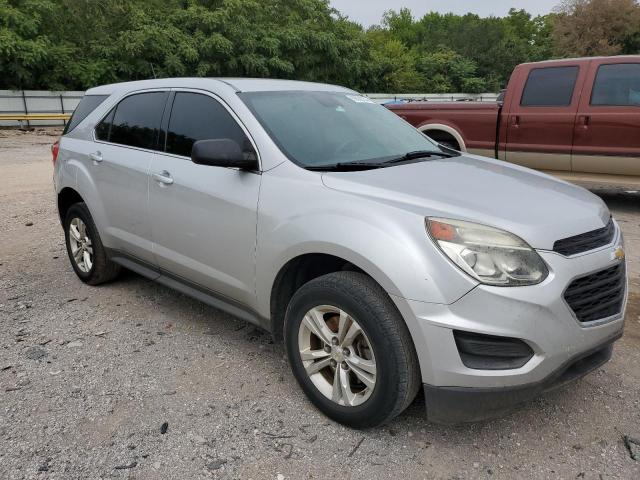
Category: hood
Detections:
[{"x1": 321, "y1": 154, "x2": 610, "y2": 250}]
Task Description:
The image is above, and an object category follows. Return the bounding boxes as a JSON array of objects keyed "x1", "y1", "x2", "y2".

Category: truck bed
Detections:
[{"x1": 386, "y1": 101, "x2": 500, "y2": 158}]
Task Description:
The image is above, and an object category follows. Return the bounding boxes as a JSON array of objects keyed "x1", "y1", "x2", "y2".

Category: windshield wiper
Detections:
[
  {"x1": 306, "y1": 161, "x2": 388, "y2": 171},
  {"x1": 383, "y1": 149, "x2": 458, "y2": 164},
  {"x1": 306, "y1": 149, "x2": 459, "y2": 171}
]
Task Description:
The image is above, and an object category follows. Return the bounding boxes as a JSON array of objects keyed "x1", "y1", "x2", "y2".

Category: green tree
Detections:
[
  {"x1": 364, "y1": 27, "x2": 422, "y2": 92},
  {"x1": 4, "y1": 0, "x2": 638, "y2": 94},
  {"x1": 415, "y1": 49, "x2": 486, "y2": 93},
  {"x1": 0, "y1": 0, "x2": 58, "y2": 88}
]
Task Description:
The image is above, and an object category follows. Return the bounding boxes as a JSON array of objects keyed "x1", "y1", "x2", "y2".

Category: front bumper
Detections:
[
  {"x1": 391, "y1": 223, "x2": 627, "y2": 422},
  {"x1": 423, "y1": 333, "x2": 619, "y2": 423}
]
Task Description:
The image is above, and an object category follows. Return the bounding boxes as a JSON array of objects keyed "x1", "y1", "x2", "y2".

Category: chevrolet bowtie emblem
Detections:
[{"x1": 614, "y1": 246, "x2": 625, "y2": 261}]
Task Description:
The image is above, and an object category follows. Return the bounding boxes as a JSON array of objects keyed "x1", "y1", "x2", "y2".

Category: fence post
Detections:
[
  {"x1": 59, "y1": 94, "x2": 66, "y2": 127},
  {"x1": 21, "y1": 90, "x2": 30, "y2": 129}
]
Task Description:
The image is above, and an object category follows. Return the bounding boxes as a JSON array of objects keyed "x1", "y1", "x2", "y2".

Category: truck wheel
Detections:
[
  {"x1": 284, "y1": 271, "x2": 421, "y2": 428},
  {"x1": 64, "y1": 202, "x2": 120, "y2": 285}
]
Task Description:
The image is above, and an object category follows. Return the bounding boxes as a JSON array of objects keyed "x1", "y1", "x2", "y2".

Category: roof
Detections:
[
  {"x1": 518, "y1": 55, "x2": 640, "y2": 67},
  {"x1": 218, "y1": 78, "x2": 354, "y2": 93},
  {"x1": 85, "y1": 77, "x2": 355, "y2": 96}
]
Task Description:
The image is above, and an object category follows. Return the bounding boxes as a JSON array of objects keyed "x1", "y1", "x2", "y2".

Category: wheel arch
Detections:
[
  {"x1": 268, "y1": 250, "x2": 401, "y2": 342},
  {"x1": 418, "y1": 123, "x2": 466, "y2": 151},
  {"x1": 57, "y1": 187, "x2": 85, "y2": 223}
]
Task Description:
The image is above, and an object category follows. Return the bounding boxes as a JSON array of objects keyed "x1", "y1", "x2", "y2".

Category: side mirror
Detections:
[{"x1": 191, "y1": 139, "x2": 258, "y2": 170}]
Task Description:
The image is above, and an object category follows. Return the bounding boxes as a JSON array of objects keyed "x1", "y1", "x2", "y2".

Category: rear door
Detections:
[
  {"x1": 92, "y1": 90, "x2": 168, "y2": 263},
  {"x1": 148, "y1": 90, "x2": 261, "y2": 305},
  {"x1": 572, "y1": 59, "x2": 640, "y2": 176},
  {"x1": 505, "y1": 63, "x2": 586, "y2": 171}
]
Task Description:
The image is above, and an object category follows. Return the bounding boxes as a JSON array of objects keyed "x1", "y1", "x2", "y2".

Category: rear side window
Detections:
[
  {"x1": 95, "y1": 108, "x2": 114, "y2": 141},
  {"x1": 520, "y1": 66, "x2": 579, "y2": 107},
  {"x1": 63, "y1": 95, "x2": 108, "y2": 134},
  {"x1": 98, "y1": 91, "x2": 168, "y2": 150},
  {"x1": 165, "y1": 92, "x2": 256, "y2": 158},
  {"x1": 591, "y1": 63, "x2": 640, "y2": 106}
]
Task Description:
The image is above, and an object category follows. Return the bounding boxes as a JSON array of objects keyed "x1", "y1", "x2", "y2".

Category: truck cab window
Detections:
[
  {"x1": 591, "y1": 63, "x2": 640, "y2": 106},
  {"x1": 521, "y1": 66, "x2": 579, "y2": 107}
]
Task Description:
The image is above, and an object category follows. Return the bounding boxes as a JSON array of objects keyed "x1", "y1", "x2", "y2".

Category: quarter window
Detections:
[
  {"x1": 591, "y1": 63, "x2": 640, "y2": 106},
  {"x1": 64, "y1": 95, "x2": 108, "y2": 134},
  {"x1": 166, "y1": 92, "x2": 256, "y2": 159},
  {"x1": 98, "y1": 91, "x2": 168, "y2": 149},
  {"x1": 521, "y1": 66, "x2": 579, "y2": 107}
]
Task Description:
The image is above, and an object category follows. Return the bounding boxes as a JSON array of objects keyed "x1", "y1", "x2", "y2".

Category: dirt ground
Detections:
[{"x1": 0, "y1": 129, "x2": 638, "y2": 480}]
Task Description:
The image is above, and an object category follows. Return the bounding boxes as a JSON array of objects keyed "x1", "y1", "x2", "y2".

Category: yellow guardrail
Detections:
[{"x1": 0, "y1": 113, "x2": 71, "y2": 121}]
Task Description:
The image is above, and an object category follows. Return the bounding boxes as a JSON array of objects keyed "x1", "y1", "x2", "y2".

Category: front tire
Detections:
[
  {"x1": 284, "y1": 271, "x2": 421, "y2": 428},
  {"x1": 64, "y1": 202, "x2": 120, "y2": 285}
]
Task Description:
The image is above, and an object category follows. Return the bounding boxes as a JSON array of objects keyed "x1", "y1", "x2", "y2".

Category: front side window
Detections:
[
  {"x1": 591, "y1": 63, "x2": 640, "y2": 106},
  {"x1": 99, "y1": 91, "x2": 168, "y2": 149},
  {"x1": 166, "y1": 92, "x2": 256, "y2": 159},
  {"x1": 239, "y1": 91, "x2": 445, "y2": 168},
  {"x1": 521, "y1": 66, "x2": 579, "y2": 107}
]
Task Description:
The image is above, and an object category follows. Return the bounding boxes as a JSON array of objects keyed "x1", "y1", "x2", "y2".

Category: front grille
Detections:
[
  {"x1": 564, "y1": 263, "x2": 626, "y2": 323},
  {"x1": 553, "y1": 218, "x2": 615, "y2": 256}
]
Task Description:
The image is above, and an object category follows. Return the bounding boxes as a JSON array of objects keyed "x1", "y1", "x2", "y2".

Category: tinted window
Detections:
[
  {"x1": 108, "y1": 92, "x2": 168, "y2": 149},
  {"x1": 95, "y1": 108, "x2": 114, "y2": 141},
  {"x1": 63, "y1": 95, "x2": 108, "y2": 134},
  {"x1": 521, "y1": 66, "x2": 579, "y2": 106},
  {"x1": 166, "y1": 92, "x2": 256, "y2": 159},
  {"x1": 591, "y1": 63, "x2": 640, "y2": 106}
]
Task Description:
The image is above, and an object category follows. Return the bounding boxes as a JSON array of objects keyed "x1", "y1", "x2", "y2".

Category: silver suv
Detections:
[{"x1": 53, "y1": 78, "x2": 627, "y2": 427}]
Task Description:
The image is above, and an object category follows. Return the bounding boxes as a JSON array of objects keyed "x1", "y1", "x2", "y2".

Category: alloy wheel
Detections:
[
  {"x1": 298, "y1": 305, "x2": 377, "y2": 406},
  {"x1": 68, "y1": 217, "x2": 93, "y2": 273}
]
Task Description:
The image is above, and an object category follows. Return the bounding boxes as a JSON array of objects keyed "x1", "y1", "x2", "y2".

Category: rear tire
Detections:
[
  {"x1": 64, "y1": 202, "x2": 120, "y2": 285},
  {"x1": 284, "y1": 271, "x2": 421, "y2": 428}
]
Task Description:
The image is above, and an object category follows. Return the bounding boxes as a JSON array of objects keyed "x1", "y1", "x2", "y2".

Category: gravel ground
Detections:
[{"x1": 1, "y1": 129, "x2": 639, "y2": 480}]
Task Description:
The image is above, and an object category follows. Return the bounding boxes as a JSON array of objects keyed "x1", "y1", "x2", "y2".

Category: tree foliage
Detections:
[
  {"x1": 552, "y1": 0, "x2": 640, "y2": 56},
  {"x1": 0, "y1": 0, "x2": 638, "y2": 93}
]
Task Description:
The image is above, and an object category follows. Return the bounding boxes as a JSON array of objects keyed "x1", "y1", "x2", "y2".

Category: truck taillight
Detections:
[{"x1": 51, "y1": 140, "x2": 59, "y2": 165}]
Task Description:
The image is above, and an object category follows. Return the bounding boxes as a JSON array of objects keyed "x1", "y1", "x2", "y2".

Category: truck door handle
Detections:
[
  {"x1": 90, "y1": 151, "x2": 103, "y2": 163},
  {"x1": 511, "y1": 115, "x2": 520, "y2": 127},
  {"x1": 579, "y1": 115, "x2": 591, "y2": 127},
  {"x1": 152, "y1": 170, "x2": 174, "y2": 185}
]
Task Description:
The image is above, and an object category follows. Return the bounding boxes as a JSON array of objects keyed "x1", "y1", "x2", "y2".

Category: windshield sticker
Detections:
[{"x1": 345, "y1": 94, "x2": 374, "y2": 104}]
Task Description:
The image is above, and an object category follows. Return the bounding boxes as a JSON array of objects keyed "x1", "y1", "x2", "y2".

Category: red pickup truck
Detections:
[{"x1": 386, "y1": 56, "x2": 640, "y2": 185}]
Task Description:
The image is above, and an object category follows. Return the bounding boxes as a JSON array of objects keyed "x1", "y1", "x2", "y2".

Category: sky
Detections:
[{"x1": 330, "y1": 0, "x2": 560, "y2": 26}]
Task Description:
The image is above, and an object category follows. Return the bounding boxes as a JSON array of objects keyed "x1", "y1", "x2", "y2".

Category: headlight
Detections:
[{"x1": 426, "y1": 217, "x2": 549, "y2": 286}]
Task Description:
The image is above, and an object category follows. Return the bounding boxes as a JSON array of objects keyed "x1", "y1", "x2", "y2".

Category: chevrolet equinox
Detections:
[{"x1": 53, "y1": 78, "x2": 628, "y2": 427}]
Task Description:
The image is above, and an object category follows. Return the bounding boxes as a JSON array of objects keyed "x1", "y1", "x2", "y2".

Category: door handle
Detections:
[
  {"x1": 152, "y1": 170, "x2": 174, "y2": 185},
  {"x1": 90, "y1": 151, "x2": 103, "y2": 163},
  {"x1": 579, "y1": 115, "x2": 591, "y2": 127},
  {"x1": 511, "y1": 115, "x2": 520, "y2": 127}
]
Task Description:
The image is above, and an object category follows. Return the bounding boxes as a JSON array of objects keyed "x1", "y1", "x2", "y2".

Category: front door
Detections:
[
  {"x1": 92, "y1": 90, "x2": 168, "y2": 263},
  {"x1": 148, "y1": 91, "x2": 261, "y2": 305},
  {"x1": 572, "y1": 60, "x2": 640, "y2": 176},
  {"x1": 505, "y1": 63, "x2": 585, "y2": 172}
]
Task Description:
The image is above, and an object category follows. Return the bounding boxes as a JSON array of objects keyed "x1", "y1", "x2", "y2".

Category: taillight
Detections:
[{"x1": 51, "y1": 140, "x2": 60, "y2": 165}]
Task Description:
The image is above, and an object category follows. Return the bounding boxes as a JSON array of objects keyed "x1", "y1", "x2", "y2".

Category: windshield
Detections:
[{"x1": 239, "y1": 91, "x2": 447, "y2": 168}]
